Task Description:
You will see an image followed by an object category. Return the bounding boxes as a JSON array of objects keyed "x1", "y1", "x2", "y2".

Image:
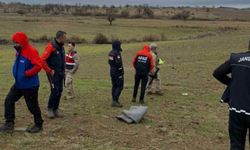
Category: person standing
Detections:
[
  {"x1": 65, "y1": 42, "x2": 80, "y2": 100},
  {"x1": 41, "y1": 31, "x2": 66, "y2": 119},
  {"x1": 147, "y1": 43, "x2": 163, "y2": 95},
  {"x1": 213, "y1": 41, "x2": 250, "y2": 149},
  {"x1": 0, "y1": 32, "x2": 43, "y2": 133},
  {"x1": 108, "y1": 40, "x2": 124, "y2": 107},
  {"x1": 132, "y1": 45, "x2": 154, "y2": 104}
]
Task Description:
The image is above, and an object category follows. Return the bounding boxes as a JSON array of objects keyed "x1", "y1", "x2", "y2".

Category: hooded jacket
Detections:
[
  {"x1": 108, "y1": 41, "x2": 124, "y2": 77},
  {"x1": 12, "y1": 32, "x2": 42, "y2": 89},
  {"x1": 133, "y1": 45, "x2": 154, "y2": 75}
]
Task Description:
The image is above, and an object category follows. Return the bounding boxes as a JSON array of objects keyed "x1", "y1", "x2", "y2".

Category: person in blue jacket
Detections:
[{"x1": 0, "y1": 32, "x2": 43, "y2": 133}]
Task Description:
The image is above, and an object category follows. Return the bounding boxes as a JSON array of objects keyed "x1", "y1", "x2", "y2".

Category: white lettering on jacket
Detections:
[
  {"x1": 138, "y1": 56, "x2": 148, "y2": 63},
  {"x1": 238, "y1": 57, "x2": 250, "y2": 63}
]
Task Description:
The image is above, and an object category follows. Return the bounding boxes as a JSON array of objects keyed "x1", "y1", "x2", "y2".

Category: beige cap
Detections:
[{"x1": 150, "y1": 43, "x2": 157, "y2": 50}]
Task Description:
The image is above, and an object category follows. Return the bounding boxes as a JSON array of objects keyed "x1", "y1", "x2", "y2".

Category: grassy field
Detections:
[
  {"x1": 1, "y1": 14, "x2": 249, "y2": 42},
  {"x1": 0, "y1": 14, "x2": 250, "y2": 150}
]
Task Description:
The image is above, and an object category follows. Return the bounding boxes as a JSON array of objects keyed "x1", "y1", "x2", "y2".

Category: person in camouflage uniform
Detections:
[
  {"x1": 147, "y1": 43, "x2": 163, "y2": 95},
  {"x1": 65, "y1": 42, "x2": 80, "y2": 100}
]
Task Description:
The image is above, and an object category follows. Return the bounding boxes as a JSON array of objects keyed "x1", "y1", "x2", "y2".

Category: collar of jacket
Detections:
[
  {"x1": 68, "y1": 49, "x2": 76, "y2": 53},
  {"x1": 52, "y1": 38, "x2": 64, "y2": 50}
]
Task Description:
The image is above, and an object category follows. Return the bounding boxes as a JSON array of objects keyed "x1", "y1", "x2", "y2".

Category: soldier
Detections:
[
  {"x1": 147, "y1": 43, "x2": 163, "y2": 95},
  {"x1": 108, "y1": 40, "x2": 124, "y2": 107},
  {"x1": 132, "y1": 45, "x2": 154, "y2": 104},
  {"x1": 65, "y1": 42, "x2": 80, "y2": 100}
]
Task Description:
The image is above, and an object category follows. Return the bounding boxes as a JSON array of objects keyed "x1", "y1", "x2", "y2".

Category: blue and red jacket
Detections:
[{"x1": 12, "y1": 32, "x2": 42, "y2": 89}]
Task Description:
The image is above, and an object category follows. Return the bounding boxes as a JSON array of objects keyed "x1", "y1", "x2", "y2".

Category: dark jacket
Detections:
[
  {"x1": 41, "y1": 39, "x2": 65, "y2": 76},
  {"x1": 133, "y1": 45, "x2": 154, "y2": 76},
  {"x1": 12, "y1": 32, "x2": 42, "y2": 89},
  {"x1": 213, "y1": 51, "x2": 250, "y2": 114},
  {"x1": 108, "y1": 41, "x2": 124, "y2": 77}
]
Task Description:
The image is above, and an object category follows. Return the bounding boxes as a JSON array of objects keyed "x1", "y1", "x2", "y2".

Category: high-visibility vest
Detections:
[{"x1": 159, "y1": 58, "x2": 165, "y2": 65}]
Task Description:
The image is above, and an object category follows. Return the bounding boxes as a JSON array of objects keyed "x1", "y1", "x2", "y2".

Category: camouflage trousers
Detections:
[
  {"x1": 65, "y1": 71, "x2": 75, "y2": 99},
  {"x1": 147, "y1": 72, "x2": 161, "y2": 93}
]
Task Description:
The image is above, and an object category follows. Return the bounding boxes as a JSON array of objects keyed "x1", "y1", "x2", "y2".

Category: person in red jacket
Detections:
[
  {"x1": 132, "y1": 45, "x2": 154, "y2": 104},
  {"x1": 0, "y1": 32, "x2": 43, "y2": 133},
  {"x1": 41, "y1": 31, "x2": 66, "y2": 119}
]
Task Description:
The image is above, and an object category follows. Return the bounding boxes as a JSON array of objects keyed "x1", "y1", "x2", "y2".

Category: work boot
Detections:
[
  {"x1": 26, "y1": 125, "x2": 43, "y2": 133},
  {"x1": 131, "y1": 98, "x2": 136, "y2": 103},
  {"x1": 48, "y1": 109, "x2": 55, "y2": 119},
  {"x1": 54, "y1": 109, "x2": 63, "y2": 118},
  {"x1": 111, "y1": 101, "x2": 123, "y2": 107},
  {"x1": 0, "y1": 122, "x2": 14, "y2": 133}
]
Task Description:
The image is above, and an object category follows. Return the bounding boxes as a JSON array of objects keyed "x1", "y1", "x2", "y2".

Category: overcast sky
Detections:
[{"x1": 1, "y1": 0, "x2": 250, "y2": 8}]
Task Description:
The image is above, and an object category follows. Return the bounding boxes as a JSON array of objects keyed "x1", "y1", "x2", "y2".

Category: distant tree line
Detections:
[
  {"x1": 0, "y1": 2, "x2": 154, "y2": 18},
  {"x1": 1, "y1": 2, "x2": 245, "y2": 22}
]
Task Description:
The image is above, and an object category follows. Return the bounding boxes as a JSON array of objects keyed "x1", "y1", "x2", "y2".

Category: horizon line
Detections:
[{"x1": 1, "y1": 1, "x2": 250, "y2": 9}]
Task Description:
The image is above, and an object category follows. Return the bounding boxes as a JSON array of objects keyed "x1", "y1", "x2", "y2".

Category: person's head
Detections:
[
  {"x1": 12, "y1": 32, "x2": 29, "y2": 51},
  {"x1": 55, "y1": 30, "x2": 67, "y2": 44},
  {"x1": 150, "y1": 43, "x2": 158, "y2": 53},
  {"x1": 68, "y1": 42, "x2": 75, "y2": 51},
  {"x1": 142, "y1": 45, "x2": 150, "y2": 52},
  {"x1": 112, "y1": 40, "x2": 122, "y2": 51}
]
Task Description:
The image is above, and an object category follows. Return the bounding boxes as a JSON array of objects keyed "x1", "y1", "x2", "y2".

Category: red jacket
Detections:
[
  {"x1": 40, "y1": 43, "x2": 55, "y2": 73},
  {"x1": 133, "y1": 45, "x2": 154, "y2": 73}
]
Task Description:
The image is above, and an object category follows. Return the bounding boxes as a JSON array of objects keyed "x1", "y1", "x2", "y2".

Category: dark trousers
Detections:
[
  {"x1": 4, "y1": 85, "x2": 43, "y2": 126},
  {"x1": 229, "y1": 111, "x2": 250, "y2": 150},
  {"x1": 133, "y1": 74, "x2": 148, "y2": 101},
  {"x1": 111, "y1": 75, "x2": 124, "y2": 103},
  {"x1": 47, "y1": 73, "x2": 64, "y2": 110}
]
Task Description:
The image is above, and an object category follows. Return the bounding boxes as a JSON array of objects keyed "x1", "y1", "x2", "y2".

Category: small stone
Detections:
[
  {"x1": 217, "y1": 133, "x2": 224, "y2": 139},
  {"x1": 160, "y1": 127, "x2": 167, "y2": 132}
]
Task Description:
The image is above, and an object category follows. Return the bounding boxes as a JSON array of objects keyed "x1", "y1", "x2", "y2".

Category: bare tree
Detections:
[
  {"x1": 172, "y1": 11, "x2": 191, "y2": 20},
  {"x1": 16, "y1": 9, "x2": 27, "y2": 15},
  {"x1": 106, "y1": 6, "x2": 117, "y2": 25},
  {"x1": 143, "y1": 6, "x2": 154, "y2": 18},
  {"x1": 107, "y1": 14, "x2": 116, "y2": 25},
  {"x1": 120, "y1": 9, "x2": 130, "y2": 18}
]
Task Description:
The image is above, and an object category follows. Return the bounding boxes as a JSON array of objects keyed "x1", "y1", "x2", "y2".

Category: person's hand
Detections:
[{"x1": 50, "y1": 70, "x2": 55, "y2": 76}]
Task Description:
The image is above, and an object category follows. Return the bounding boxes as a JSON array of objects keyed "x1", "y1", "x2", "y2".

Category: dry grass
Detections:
[{"x1": 0, "y1": 14, "x2": 250, "y2": 149}]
